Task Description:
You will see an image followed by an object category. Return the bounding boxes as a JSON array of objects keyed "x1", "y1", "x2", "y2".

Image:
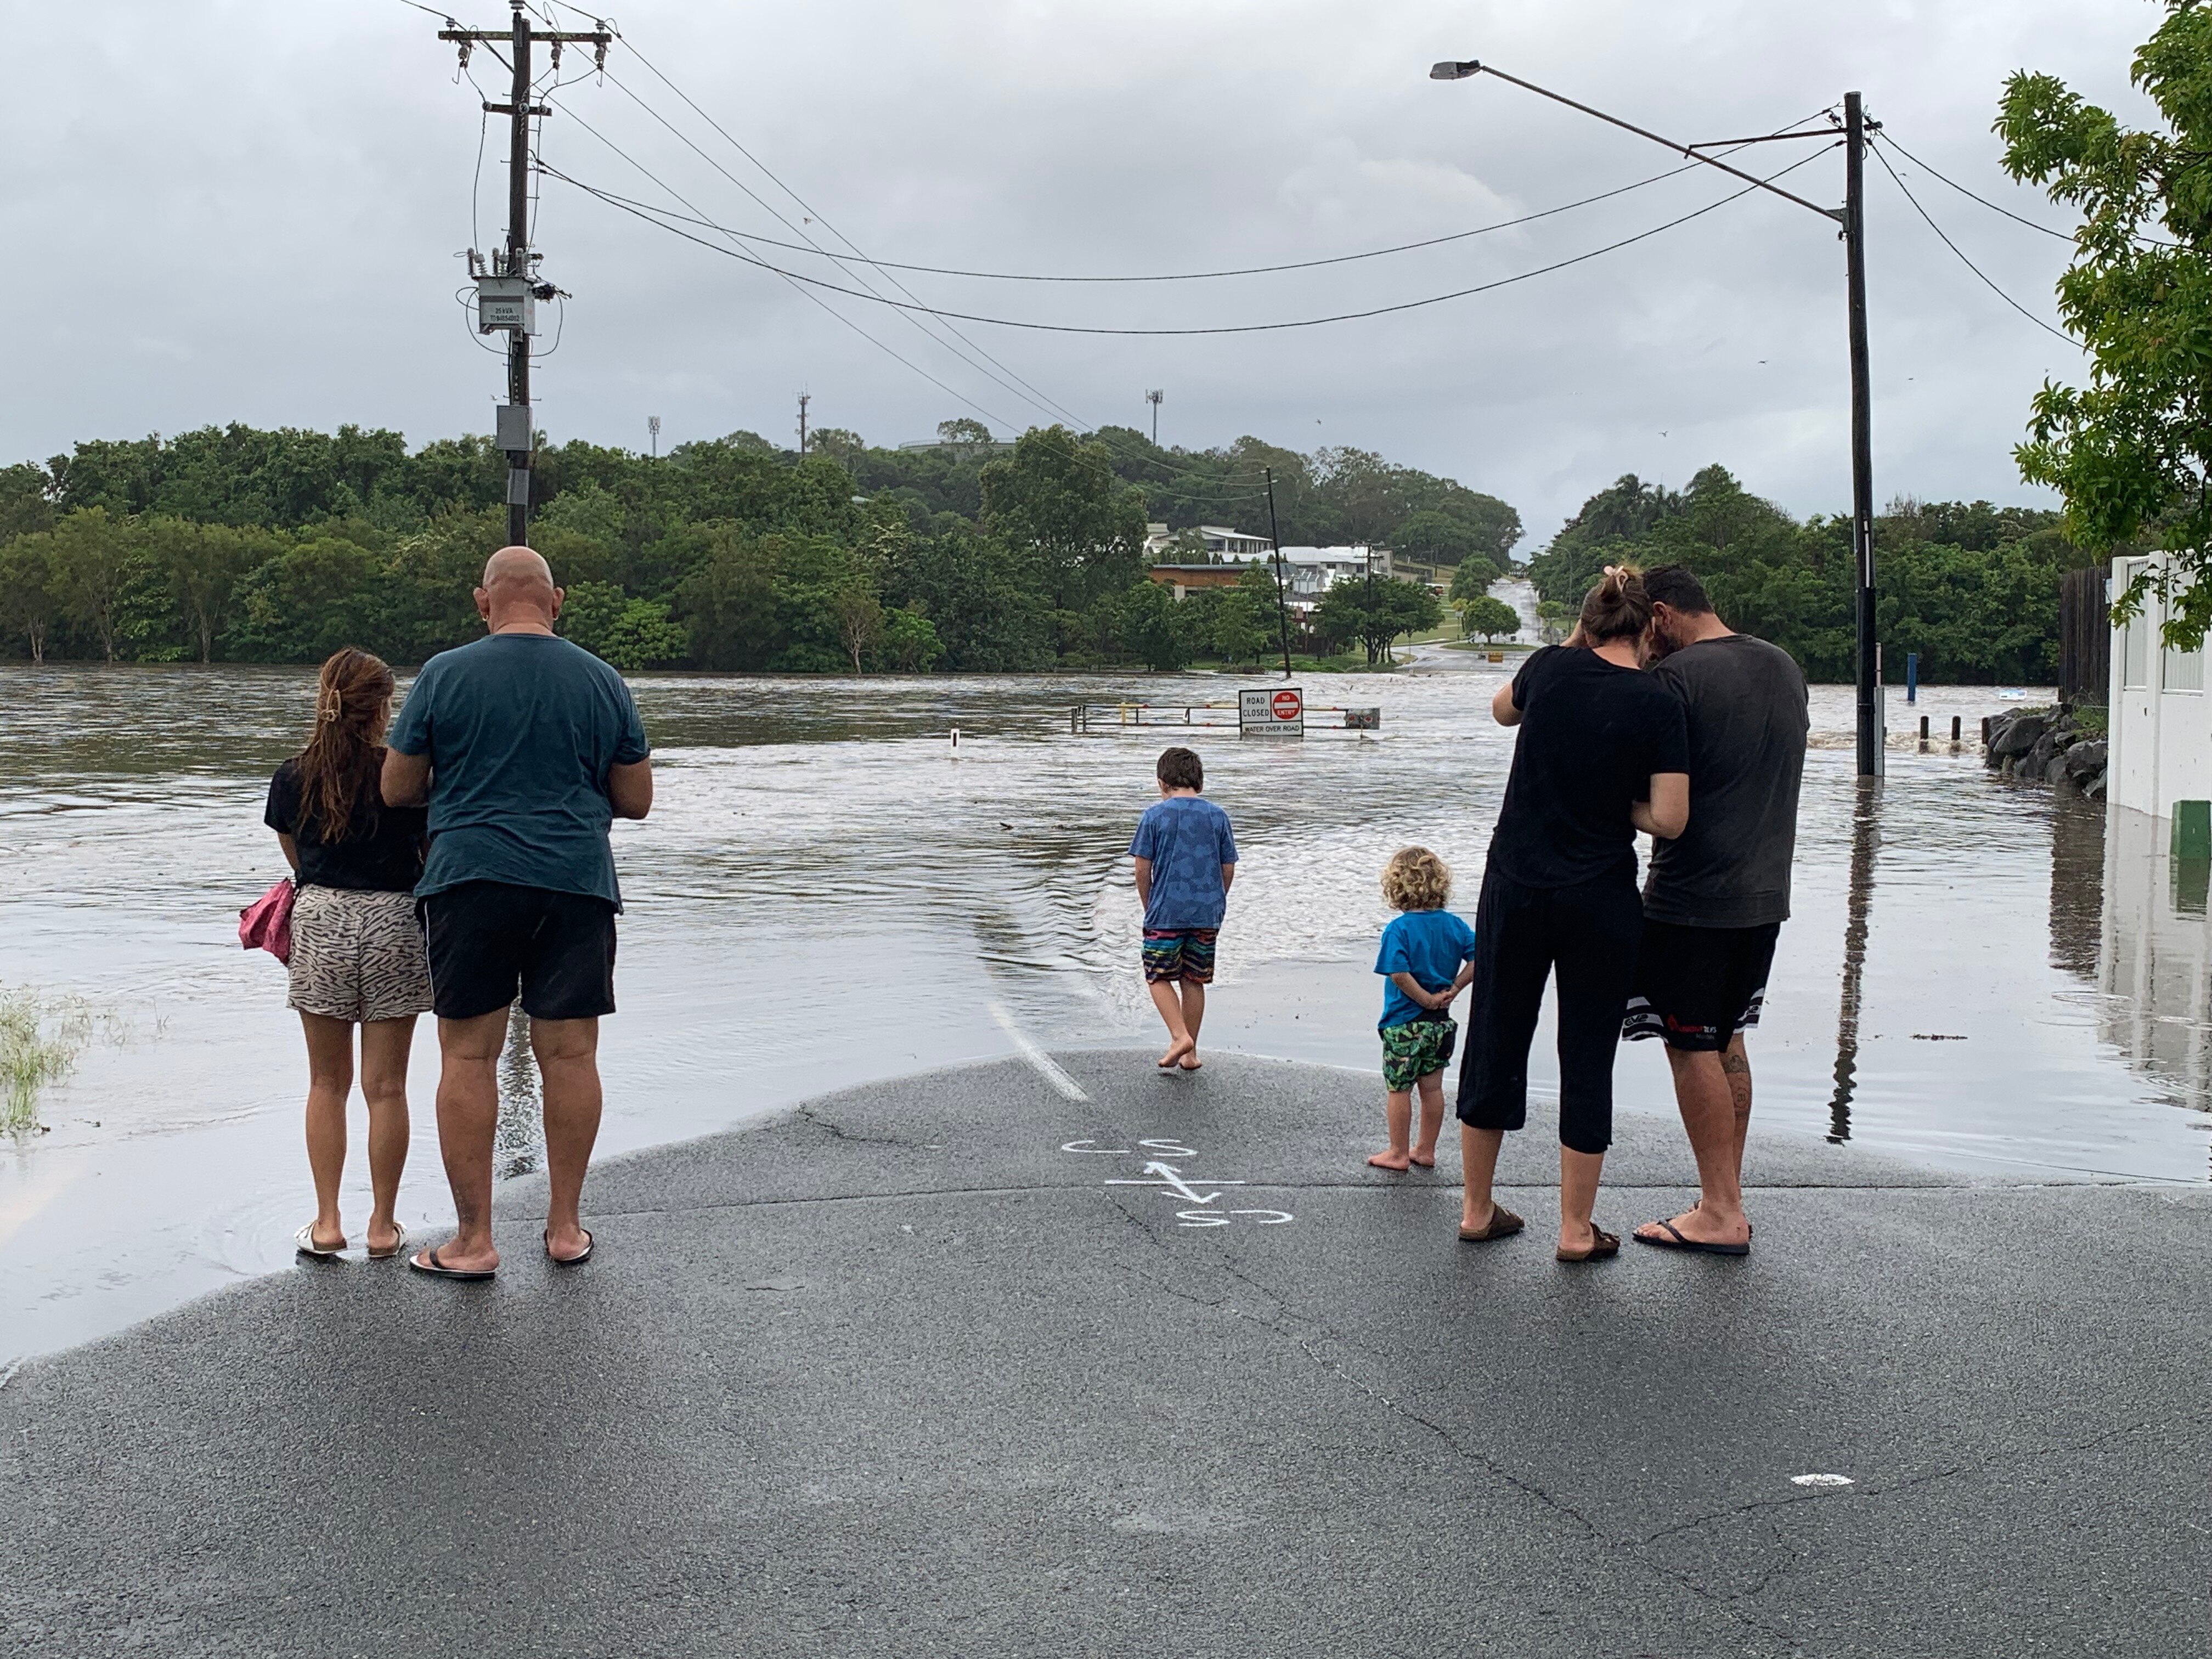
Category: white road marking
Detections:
[
  {"x1": 989, "y1": 1002, "x2": 1089, "y2": 1102},
  {"x1": 1060, "y1": 1139, "x2": 1130, "y2": 1155},
  {"x1": 1229, "y1": 1209, "x2": 1295, "y2": 1224},
  {"x1": 1790, "y1": 1474, "x2": 1854, "y2": 1487},
  {"x1": 1136, "y1": 1138, "x2": 1197, "y2": 1157}
]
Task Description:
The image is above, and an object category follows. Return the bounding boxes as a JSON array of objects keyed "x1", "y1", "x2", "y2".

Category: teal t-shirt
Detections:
[{"x1": 388, "y1": 633, "x2": 650, "y2": 909}]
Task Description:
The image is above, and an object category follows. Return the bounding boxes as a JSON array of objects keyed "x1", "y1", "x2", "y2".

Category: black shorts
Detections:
[
  {"x1": 1622, "y1": 919, "x2": 1779, "y2": 1052},
  {"x1": 421, "y1": 881, "x2": 618, "y2": 1022}
]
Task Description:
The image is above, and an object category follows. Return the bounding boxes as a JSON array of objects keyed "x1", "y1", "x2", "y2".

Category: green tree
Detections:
[
  {"x1": 980, "y1": 425, "x2": 1148, "y2": 614},
  {"x1": 937, "y1": 417, "x2": 994, "y2": 447},
  {"x1": 48, "y1": 509, "x2": 140, "y2": 661},
  {"x1": 152, "y1": 518, "x2": 266, "y2": 662},
  {"x1": 1447, "y1": 556, "x2": 1504, "y2": 601},
  {"x1": 0, "y1": 535, "x2": 58, "y2": 662},
  {"x1": 555, "y1": 581, "x2": 632, "y2": 659},
  {"x1": 0, "y1": 462, "x2": 54, "y2": 541},
  {"x1": 1314, "y1": 575, "x2": 1442, "y2": 664},
  {"x1": 1395, "y1": 509, "x2": 1481, "y2": 565},
  {"x1": 598, "y1": 599, "x2": 689, "y2": 672},
  {"x1": 1459, "y1": 594, "x2": 1522, "y2": 641},
  {"x1": 1997, "y1": 1, "x2": 2212, "y2": 644},
  {"x1": 873, "y1": 606, "x2": 943, "y2": 673},
  {"x1": 1118, "y1": 579, "x2": 1193, "y2": 672}
]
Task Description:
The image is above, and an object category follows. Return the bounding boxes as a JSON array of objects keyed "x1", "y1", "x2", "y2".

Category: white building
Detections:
[
  {"x1": 1215, "y1": 545, "x2": 1393, "y2": 597},
  {"x1": 1142, "y1": 523, "x2": 1275, "y2": 561},
  {"x1": 2108, "y1": 553, "x2": 2211, "y2": 817}
]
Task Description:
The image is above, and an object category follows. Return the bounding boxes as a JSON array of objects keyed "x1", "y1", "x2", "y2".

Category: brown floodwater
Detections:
[{"x1": 1, "y1": 653, "x2": 2203, "y2": 1366}]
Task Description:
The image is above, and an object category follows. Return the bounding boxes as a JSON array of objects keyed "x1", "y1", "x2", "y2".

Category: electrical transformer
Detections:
[{"x1": 476, "y1": 274, "x2": 537, "y2": 336}]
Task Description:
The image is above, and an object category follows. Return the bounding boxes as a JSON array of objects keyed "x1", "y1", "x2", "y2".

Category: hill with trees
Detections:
[
  {"x1": 0, "y1": 420, "x2": 1511, "y2": 673},
  {"x1": 1525, "y1": 464, "x2": 2083, "y2": 684}
]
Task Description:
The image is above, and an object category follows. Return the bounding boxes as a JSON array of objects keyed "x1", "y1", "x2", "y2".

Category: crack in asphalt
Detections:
[{"x1": 1099, "y1": 1190, "x2": 1797, "y2": 1650}]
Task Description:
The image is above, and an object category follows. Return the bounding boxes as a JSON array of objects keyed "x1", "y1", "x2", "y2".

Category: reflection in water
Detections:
[
  {"x1": 2048, "y1": 793, "x2": 2106, "y2": 979},
  {"x1": 2101, "y1": 804, "x2": 2212, "y2": 1171},
  {"x1": 1826, "y1": 780, "x2": 1883, "y2": 1143},
  {"x1": 497, "y1": 1004, "x2": 543, "y2": 1178}
]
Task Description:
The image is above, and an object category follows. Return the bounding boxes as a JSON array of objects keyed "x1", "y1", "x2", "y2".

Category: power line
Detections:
[
  {"x1": 544, "y1": 142, "x2": 1836, "y2": 337},
  {"x1": 1875, "y1": 131, "x2": 2180, "y2": 250},
  {"x1": 1870, "y1": 141, "x2": 2081, "y2": 348},
  {"x1": 528, "y1": 158, "x2": 1737, "y2": 285}
]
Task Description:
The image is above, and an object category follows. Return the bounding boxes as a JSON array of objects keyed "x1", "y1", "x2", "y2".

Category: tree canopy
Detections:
[
  {"x1": 1998, "y1": 0, "x2": 2212, "y2": 645},
  {"x1": 1526, "y1": 465, "x2": 2084, "y2": 684}
]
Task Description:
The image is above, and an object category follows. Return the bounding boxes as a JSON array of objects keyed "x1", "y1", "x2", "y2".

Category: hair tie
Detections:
[{"x1": 318, "y1": 686, "x2": 343, "y2": 724}]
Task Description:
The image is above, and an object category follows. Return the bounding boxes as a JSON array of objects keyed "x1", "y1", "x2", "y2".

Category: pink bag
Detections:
[{"x1": 240, "y1": 879, "x2": 296, "y2": 966}]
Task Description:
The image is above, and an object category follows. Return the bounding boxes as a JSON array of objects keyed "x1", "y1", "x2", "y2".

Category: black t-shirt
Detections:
[
  {"x1": 1486, "y1": 645, "x2": 1690, "y2": 888},
  {"x1": 264, "y1": 757, "x2": 429, "y2": 893},
  {"x1": 1643, "y1": 633, "x2": 1809, "y2": 928}
]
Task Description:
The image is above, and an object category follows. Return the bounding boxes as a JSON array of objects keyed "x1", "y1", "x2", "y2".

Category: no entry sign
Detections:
[{"x1": 1239, "y1": 686, "x2": 1305, "y2": 738}]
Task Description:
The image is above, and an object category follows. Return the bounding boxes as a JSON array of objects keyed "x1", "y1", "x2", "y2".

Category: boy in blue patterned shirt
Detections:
[
  {"x1": 1129, "y1": 747, "x2": 1238, "y2": 1072},
  {"x1": 1368, "y1": 847, "x2": 1476, "y2": 1171}
]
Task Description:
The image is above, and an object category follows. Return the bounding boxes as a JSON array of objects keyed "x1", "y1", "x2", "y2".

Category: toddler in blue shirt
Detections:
[{"x1": 1368, "y1": 847, "x2": 1476, "y2": 1171}]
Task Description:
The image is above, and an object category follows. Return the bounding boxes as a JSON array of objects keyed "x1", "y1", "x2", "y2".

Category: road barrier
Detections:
[{"x1": 1070, "y1": 689, "x2": 1380, "y2": 737}]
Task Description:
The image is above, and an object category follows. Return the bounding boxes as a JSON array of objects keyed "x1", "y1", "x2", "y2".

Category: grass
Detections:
[{"x1": 0, "y1": 988, "x2": 99, "y2": 1136}]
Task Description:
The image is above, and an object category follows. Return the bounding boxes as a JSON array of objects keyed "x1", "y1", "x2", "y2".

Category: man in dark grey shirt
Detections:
[{"x1": 1624, "y1": 564, "x2": 1808, "y2": 1256}]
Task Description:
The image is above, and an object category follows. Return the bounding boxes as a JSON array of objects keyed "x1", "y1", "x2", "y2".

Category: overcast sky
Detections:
[{"x1": 0, "y1": 0, "x2": 2158, "y2": 545}]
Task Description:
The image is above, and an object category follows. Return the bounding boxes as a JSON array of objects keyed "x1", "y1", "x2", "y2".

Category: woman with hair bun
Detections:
[
  {"x1": 1454, "y1": 566, "x2": 1689, "y2": 1262},
  {"x1": 264, "y1": 647, "x2": 433, "y2": 1261}
]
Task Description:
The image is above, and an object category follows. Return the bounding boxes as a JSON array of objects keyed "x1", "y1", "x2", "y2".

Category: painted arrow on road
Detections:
[{"x1": 1102, "y1": 1161, "x2": 1246, "y2": 1204}]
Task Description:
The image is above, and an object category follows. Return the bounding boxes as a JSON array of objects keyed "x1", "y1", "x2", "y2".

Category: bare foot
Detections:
[
  {"x1": 1409, "y1": 1152, "x2": 1437, "y2": 1169},
  {"x1": 1367, "y1": 1150, "x2": 1412, "y2": 1171},
  {"x1": 1178, "y1": 1052, "x2": 1203, "y2": 1071},
  {"x1": 308, "y1": 1220, "x2": 345, "y2": 1252},
  {"x1": 1157, "y1": 1034, "x2": 1196, "y2": 1069},
  {"x1": 364, "y1": 1217, "x2": 403, "y2": 1257}
]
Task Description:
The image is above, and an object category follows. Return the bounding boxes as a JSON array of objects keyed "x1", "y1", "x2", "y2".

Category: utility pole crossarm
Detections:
[
  {"x1": 1447, "y1": 60, "x2": 1846, "y2": 223},
  {"x1": 439, "y1": 29, "x2": 611, "y2": 43}
]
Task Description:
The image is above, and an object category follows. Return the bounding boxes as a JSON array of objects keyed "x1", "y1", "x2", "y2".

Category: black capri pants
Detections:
[{"x1": 1456, "y1": 864, "x2": 1644, "y2": 1155}]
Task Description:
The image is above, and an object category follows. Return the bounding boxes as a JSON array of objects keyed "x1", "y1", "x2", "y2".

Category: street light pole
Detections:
[
  {"x1": 1430, "y1": 60, "x2": 1882, "y2": 777},
  {"x1": 1264, "y1": 467, "x2": 1295, "y2": 680}
]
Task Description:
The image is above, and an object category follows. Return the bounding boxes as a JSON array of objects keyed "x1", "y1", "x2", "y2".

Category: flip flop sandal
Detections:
[
  {"x1": 409, "y1": 1246, "x2": 496, "y2": 1282},
  {"x1": 1556, "y1": 1226, "x2": 1621, "y2": 1263},
  {"x1": 365, "y1": 1222, "x2": 409, "y2": 1261},
  {"x1": 1634, "y1": 1217, "x2": 1750, "y2": 1256},
  {"x1": 1692, "y1": 1198, "x2": 1753, "y2": 1239},
  {"x1": 1458, "y1": 1205, "x2": 1525, "y2": 1243},
  {"x1": 294, "y1": 1223, "x2": 343, "y2": 1259},
  {"x1": 545, "y1": 1228, "x2": 595, "y2": 1267}
]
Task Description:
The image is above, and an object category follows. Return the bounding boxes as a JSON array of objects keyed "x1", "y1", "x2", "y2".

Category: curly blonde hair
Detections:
[{"x1": 1382, "y1": 846, "x2": 1452, "y2": 912}]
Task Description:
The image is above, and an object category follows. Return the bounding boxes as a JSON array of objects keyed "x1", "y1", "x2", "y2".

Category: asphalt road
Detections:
[{"x1": 3, "y1": 1049, "x2": 2207, "y2": 1658}]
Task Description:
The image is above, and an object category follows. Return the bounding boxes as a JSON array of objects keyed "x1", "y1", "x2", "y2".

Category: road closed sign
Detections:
[{"x1": 1239, "y1": 686, "x2": 1304, "y2": 738}]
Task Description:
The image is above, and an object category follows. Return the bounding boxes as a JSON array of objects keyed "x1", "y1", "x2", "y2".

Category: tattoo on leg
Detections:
[{"x1": 1720, "y1": 1052, "x2": 1751, "y2": 1075}]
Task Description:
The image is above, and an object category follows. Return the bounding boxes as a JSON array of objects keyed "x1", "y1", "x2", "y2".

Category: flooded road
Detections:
[{"x1": 2, "y1": 658, "x2": 2204, "y2": 1365}]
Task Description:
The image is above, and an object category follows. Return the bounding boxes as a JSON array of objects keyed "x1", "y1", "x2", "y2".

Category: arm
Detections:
[
  {"x1": 1491, "y1": 680, "x2": 1521, "y2": 727},
  {"x1": 1390, "y1": 970, "x2": 1448, "y2": 1012},
  {"x1": 276, "y1": 832, "x2": 300, "y2": 875},
  {"x1": 381, "y1": 748, "x2": 430, "y2": 809},
  {"x1": 1133, "y1": 855, "x2": 1153, "y2": 906},
  {"x1": 1220, "y1": 864, "x2": 1235, "y2": 894},
  {"x1": 1631, "y1": 772, "x2": 1690, "y2": 840},
  {"x1": 607, "y1": 758, "x2": 653, "y2": 821}
]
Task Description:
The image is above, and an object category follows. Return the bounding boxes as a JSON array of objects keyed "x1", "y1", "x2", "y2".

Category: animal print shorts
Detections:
[{"x1": 286, "y1": 886, "x2": 433, "y2": 1024}]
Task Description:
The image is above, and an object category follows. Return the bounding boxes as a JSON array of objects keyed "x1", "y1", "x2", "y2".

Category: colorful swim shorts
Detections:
[
  {"x1": 1380, "y1": 1014, "x2": 1459, "y2": 1091},
  {"x1": 1142, "y1": 928, "x2": 1219, "y2": 984}
]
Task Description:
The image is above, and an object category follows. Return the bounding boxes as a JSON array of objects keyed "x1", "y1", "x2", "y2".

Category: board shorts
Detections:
[
  {"x1": 421, "y1": 881, "x2": 619, "y2": 1022},
  {"x1": 287, "y1": 885, "x2": 433, "y2": 1024},
  {"x1": 1381, "y1": 1014, "x2": 1458, "y2": 1091},
  {"x1": 1622, "y1": 919, "x2": 1781, "y2": 1051},
  {"x1": 1142, "y1": 928, "x2": 1218, "y2": 984}
]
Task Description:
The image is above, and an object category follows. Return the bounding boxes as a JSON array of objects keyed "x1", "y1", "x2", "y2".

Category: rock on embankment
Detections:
[{"x1": 1985, "y1": 705, "x2": 2108, "y2": 799}]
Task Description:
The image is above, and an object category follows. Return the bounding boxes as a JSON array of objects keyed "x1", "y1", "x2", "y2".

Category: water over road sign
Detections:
[{"x1": 1239, "y1": 686, "x2": 1304, "y2": 738}]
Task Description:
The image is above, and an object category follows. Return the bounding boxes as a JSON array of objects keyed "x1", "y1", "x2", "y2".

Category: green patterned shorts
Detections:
[{"x1": 1381, "y1": 1015, "x2": 1459, "y2": 1091}]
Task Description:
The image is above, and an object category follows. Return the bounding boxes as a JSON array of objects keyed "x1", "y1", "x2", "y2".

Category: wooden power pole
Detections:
[{"x1": 438, "y1": 3, "x2": 610, "y2": 547}]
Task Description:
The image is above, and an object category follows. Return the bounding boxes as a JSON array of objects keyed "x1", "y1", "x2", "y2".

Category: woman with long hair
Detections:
[
  {"x1": 1454, "y1": 567, "x2": 1690, "y2": 1261},
  {"x1": 263, "y1": 647, "x2": 433, "y2": 1260}
]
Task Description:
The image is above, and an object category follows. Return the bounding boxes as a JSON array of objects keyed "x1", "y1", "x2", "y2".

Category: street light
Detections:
[{"x1": 1432, "y1": 59, "x2": 1884, "y2": 778}]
